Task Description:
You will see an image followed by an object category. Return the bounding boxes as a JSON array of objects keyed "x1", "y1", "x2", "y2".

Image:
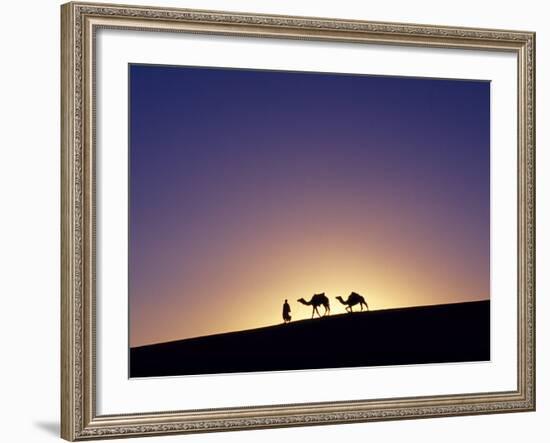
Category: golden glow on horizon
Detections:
[{"x1": 131, "y1": 214, "x2": 489, "y2": 347}]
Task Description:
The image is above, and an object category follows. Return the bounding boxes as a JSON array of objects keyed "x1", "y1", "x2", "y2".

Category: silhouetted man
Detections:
[{"x1": 282, "y1": 299, "x2": 292, "y2": 323}]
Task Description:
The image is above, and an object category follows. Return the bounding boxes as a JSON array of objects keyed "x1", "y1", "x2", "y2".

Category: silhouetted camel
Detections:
[
  {"x1": 297, "y1": 293, "x2": 330, "y2": 318},
  {"x1": 336, "y1": 292, "x2": 369, "y2": 313}
]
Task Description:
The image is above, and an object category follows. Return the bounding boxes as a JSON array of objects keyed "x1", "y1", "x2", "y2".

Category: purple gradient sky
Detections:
[{"x1": 129, "y1": 64, "x2": 490, "y2": 347}]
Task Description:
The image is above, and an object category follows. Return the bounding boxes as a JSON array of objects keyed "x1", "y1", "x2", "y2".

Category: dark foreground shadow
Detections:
[
  {"x1": 33, "y1": 421, "x2": 59, "y2": 437},
  {"x1": 131, "y1": 300, "x2": 490, "y2": 377}
]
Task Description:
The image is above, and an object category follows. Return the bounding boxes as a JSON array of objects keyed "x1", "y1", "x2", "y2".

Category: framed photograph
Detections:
[{"x1": 61, "y1": 1, "x2": 536, "y2": 440}]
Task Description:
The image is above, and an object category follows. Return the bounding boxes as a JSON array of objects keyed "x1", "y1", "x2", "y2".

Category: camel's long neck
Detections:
[
  {"x1": 299, "y1": 300, "x2": 312, "y2": 306},
  {"x1": 337, "y1": 298, "x2": 348, "y2": 306}
]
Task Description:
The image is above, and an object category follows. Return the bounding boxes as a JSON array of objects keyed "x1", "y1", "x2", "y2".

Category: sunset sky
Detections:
[{"x1": 129, "y1": 64, "x2": 490, "y2": 348}]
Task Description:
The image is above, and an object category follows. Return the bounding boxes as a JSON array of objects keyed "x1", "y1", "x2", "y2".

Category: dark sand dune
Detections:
[{"x1": 130, "y1": 300, "x2": 490, "y2": 377}]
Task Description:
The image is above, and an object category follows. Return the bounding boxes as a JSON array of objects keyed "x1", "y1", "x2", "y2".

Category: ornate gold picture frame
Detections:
[{"x1": 61, "y1": 2, "x2": 535, "y2": 440}]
